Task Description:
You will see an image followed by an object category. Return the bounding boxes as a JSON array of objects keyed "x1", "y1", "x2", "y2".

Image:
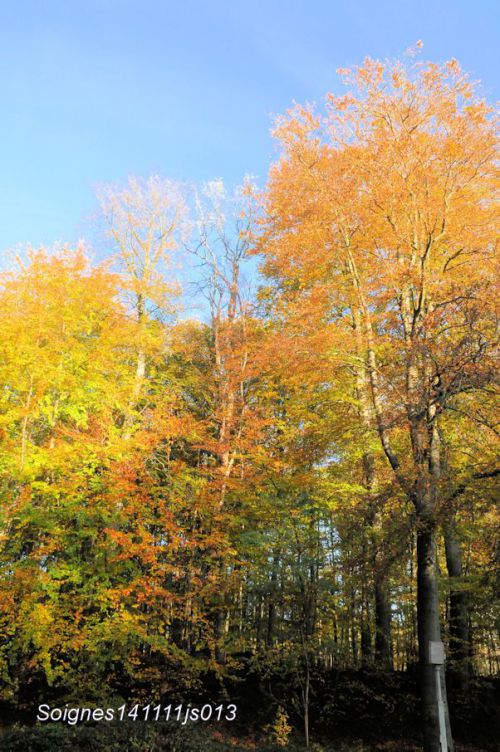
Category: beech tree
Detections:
[
  {"x1": 0, "y1": 248, "x2": 134, "y2": 695},
  {"x1": 257, "y1": 53, "x2": 498, "y2": 752},
  {"x1": 97, "y1": 175, "x2": 188, "y2": 438}
]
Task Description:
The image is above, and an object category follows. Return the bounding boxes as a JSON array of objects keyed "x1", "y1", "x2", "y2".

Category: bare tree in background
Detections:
[
  {"x1": 187, "y1": 177, "x2": 259, "y2": 662},
  {"x1": 97, "y1": 175, "x2": 188, "y2": 437},
  {"x1": 188, "y1": 177, "x2": 258, "y2": 501}
]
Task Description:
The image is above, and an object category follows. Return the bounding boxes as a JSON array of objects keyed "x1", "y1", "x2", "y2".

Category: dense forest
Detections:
[{"x1": 0, "y1": 55, "x2": 498, "y2": 752}]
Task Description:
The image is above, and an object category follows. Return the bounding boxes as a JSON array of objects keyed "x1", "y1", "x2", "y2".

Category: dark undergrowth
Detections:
[{"x1": 0, "y1": 669, "x2": 498, "y2": 751}]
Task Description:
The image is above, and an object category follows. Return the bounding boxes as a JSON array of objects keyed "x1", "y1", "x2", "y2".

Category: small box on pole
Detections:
[{"x1": 429, "y1": 641, "x2": 445, "y2": 665}]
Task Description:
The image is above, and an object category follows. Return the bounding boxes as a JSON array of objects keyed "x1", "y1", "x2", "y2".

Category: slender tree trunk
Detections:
[
  {"x1": 303, "y1": 668, "x2": 310, "y2": 750},
  {"x1": 360, "y1": 577, "x2": 372, "y2": 665},
  {"x1": 256, "y1": 595, "x2": 264, "y2": 651},
  {"x1": 370, "y1": 509, "x2": 393, "y2": 670},
  {"x1": 352, "y1": 308, "x2": 393, "y2": 669},
  {"x1": 215, "y1": 607, "x2": 226, "y2": 664},
  {"x1": 301, "y1": 634, "x2": 311, "y2": 749},
  {"x1": 444, "y1": 522, "x2": 471, "y2": 691},
  {"x1": 374, "y1": 570, "x2": 392, "y2": 669},
  {"x1": 417, "y1": 515, "x2": 454, "y2": 752},
  {"x1": 360, "y1": 620, "x2": 371, "y2": 666},
  {"x1": 347, "y1": 258, "x2": 454, "y2": 749},
  {"x1": 266, "y1": 551, "x2": 280, "y2": 647},
  {"x1": 123, "y1": 292, "x2": 146, "y2": 439}
]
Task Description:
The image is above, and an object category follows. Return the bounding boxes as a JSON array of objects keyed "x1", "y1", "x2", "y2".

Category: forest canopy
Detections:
[{"x1": 0, "y1": 54, "x2": 498, "y2": 752}]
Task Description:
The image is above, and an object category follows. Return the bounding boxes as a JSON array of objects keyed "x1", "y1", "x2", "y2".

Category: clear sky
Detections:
[{"x1": 0, "y1": 0, "x2": 498, "y2": 253}]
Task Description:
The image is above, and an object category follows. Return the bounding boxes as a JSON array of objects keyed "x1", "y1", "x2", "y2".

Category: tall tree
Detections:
[
  {"x1": 183, "y1": 178, "x2": 264, "y2": 663},
  {"x1": 0, "y1": 247, "x2": 136, "y2": 697},
  {"x1": 257, "y1": 53, "x2": 498, "y2": 751},
  {"x1": 97, "y1": 175, "x2": 187, "y2": 437}
]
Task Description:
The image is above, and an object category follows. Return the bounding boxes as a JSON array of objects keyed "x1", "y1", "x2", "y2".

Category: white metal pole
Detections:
[{"x1": 435, "y1": 664, "x2": 448, "y2": 751}]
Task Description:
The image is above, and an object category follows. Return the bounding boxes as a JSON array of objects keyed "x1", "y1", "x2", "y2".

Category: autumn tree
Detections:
[
  {"x1": 257, "y1": 52, "x2": 498, "y2": 752},
  {"x1": 181, "y1": 178, "x2": 265, "y2": 664},
  {"x1": 97, "y1": 175, "x2": 188, "y2": 437},
  {"x1": 0, "y1": 247, "x2": 136, "y2": 697}
]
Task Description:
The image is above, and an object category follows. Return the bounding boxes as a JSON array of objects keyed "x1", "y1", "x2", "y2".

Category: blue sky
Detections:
[{"x1": 0, "y1": 0, "x2": 498, "y2": 253}]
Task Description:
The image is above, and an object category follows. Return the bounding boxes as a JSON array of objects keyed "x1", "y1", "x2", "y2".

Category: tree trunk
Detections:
[
  {"x1": 301, "y1": 640, "x2": 311, "y2": 749},
  {"x1": 266, "y1": 551, "x2": 280, "y2": 647},
  {"x1": 123, "y1": 292, "x2": 146, "y2": 439},
  {"x1": 444, "y1": 522, "x2": 471, "y2": 691},
  {"x1": 215, "y1": 607, "x2": 226, "y2": 664},
  {"x1": 374, "y1": 571, "x2": 392, "y2": 669},
  {"x1": 417, "y1": 519, "x2": 454, "y2": 752},
  {"x1": 348, "y1": 264, "x2": 454, "y2": 749},
  {"x1": 360, "y1": 620, "x2": 371, "y2": 665},
  {"x1": 371, "y1": 510, "x2": 392, "y2": 670},
  {"x1": 303, "y1": 668, "x2": 310, "y2": 750}
]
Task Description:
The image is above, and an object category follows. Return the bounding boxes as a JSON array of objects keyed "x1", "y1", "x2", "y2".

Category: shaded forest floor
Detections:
[
  {"x1": 0, "y1": 723, "x2": 497, "y2": 752},
  {"x1": 0, "y1": 668, "x2": 498, "y2": 751}
]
